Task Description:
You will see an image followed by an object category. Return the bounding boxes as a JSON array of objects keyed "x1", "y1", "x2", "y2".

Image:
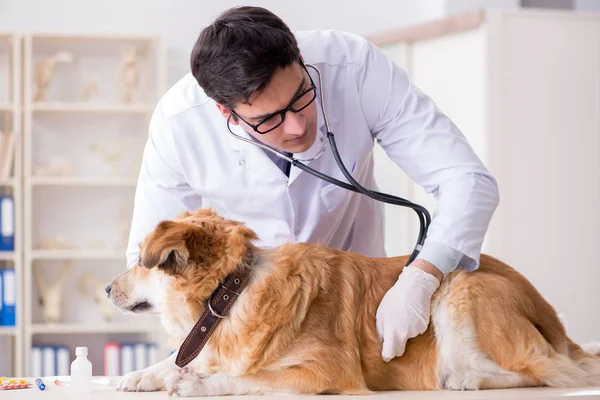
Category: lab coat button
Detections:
[
  {"x1": 239, "y1": 159, "x2": 246, "y2": 166},
  {"x1": 294, "y1": 230, "x2": 300, "y2": 236}
]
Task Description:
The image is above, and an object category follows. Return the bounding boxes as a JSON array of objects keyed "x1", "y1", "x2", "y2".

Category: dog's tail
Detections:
[
  {"x1": 523, "y1": 340, "x2": 600, "y2": 388},
  {"x1": 524, "y1": 313, "x2": 600, "y2": 387}
]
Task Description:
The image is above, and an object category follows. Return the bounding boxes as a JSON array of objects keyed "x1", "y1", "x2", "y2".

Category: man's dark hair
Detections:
[{"x1": 190, "y1": 6, "x2": 301, "y2": 110}]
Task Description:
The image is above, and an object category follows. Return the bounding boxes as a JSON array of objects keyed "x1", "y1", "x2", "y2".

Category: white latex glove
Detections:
[{"x1": 376, "y1": 266, "x2": 441, "y2": 362}]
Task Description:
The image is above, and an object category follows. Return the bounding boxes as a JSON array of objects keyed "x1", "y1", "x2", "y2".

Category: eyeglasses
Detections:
[{"x1": 229, "y1": 63, "x2": 317, "y2": 134}]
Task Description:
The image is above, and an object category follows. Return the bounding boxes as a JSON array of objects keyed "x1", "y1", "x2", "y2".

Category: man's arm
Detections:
[
  {"x1": 357, "y1": 40, "x2": 499, "y2": 275},
  {"x1": 126, "y1": 108, "x2": 203, "y2": 268},
  {"x1": 355, "y1": 38, "x2": 500, "y2": 362}
]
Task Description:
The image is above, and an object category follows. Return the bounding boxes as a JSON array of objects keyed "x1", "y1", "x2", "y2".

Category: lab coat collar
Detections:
[
  {"x1": 287, "y1": 80, "x2": 328, "y2": 185},
  {"x1": 292, "y1": 90, "x2": 327, "y2": 162},
  {"x1": 225, "y1": 122, "x2": 289, "y2": 182}
]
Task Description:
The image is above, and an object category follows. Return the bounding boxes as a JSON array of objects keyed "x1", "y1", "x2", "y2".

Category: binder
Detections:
[
  {"x1": 120, "y1": 344, "x2": 134, "y2": 375},
  {"x1": 56, "y1": 346, "x2": 70, "y2": 376},
  {"x1": 1, "y1": 268, "x2": 15, "y2": 326},
  {"x1": 135, "y1": 343, "x2": 147, "y2": 370},
  {"x1": 0, "y1": 196, "x2": 14, "y2": 251},
  {"x1": 104, "y1": 342, "x2": 120, "y2": 376},
  {"x1": 42, "y1": 346, "x2": 56, "y2": 377},
  {"x1": 31, "y1": 347, "x2": 43, "y2": 378},
  {"x1": 0, "y1": 132, "x2": 14, "y2": 179},
  {"x1": 0, "y1": 269, "x2": 3, "y2": 325},
  {"x1": 147, "y1": 342, "x2": 158, "y2": 366}
]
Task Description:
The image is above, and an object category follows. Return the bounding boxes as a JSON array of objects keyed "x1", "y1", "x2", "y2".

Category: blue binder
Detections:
[
  {"x1": 0, "y1": 196, "x2": 15, "y2": 252},
  {"x1": 1, "y1": 268, "x2": 15, "y2": 326},
  {"x1": 0, "y1": 269, "x2": 3, "y2": 325}
]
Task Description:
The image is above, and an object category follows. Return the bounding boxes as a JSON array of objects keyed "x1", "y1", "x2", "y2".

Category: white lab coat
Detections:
[{"x1": 126, "y1": 30, "x2": 499, "y2": 274}]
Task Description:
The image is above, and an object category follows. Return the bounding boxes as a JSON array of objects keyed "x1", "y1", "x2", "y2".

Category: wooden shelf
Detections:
[
  {"x1": 0, "y1": 251, "x2": 16, "y2": 261},
  {"x1": 18, "y1": 32, "x2": 167, "y2": 378},
  {"x1": 30, "y1": 323, "x2": 159, "y2": 334},
  {"x1": 0, "y1": 327, "x2": 17, "y2": 335},
  {"x1": 31, "y1": 250, "x2": 126, "y2": 260},
  {"x1": 31, "y1": 32, "x2": 157, "y2": 42},
  {"x1": 31, "y1": 102, "x2": 154, "y2": 114},
  {"x1": 31, "y1": 177, "x2": 137, "y2": 187},
  {"x1": 0, "y1": 178, "x2": 15, "y2": 187}
]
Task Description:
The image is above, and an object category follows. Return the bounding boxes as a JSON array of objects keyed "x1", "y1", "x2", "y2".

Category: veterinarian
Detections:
[{"x1": 126, "y1": 6, "x2": 500, "y2": 363}]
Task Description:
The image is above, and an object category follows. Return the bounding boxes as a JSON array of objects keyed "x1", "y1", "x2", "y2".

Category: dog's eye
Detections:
[{"x1": 138, "y1": 258, "x2": 143, "y2": 266}]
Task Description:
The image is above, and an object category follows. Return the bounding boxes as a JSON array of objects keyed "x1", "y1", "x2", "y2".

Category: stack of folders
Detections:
[
  {"x1": 31, "y1": 342, "x2": 160, "y2": 377},
  {"x1": 0, "y1": 193, "x2": 16, "y2": 327},
  {"x1": 30, "y1": 346, "x2": 71, "y2": 377},
  {"x1": 104, "y1": 342, "x2": 159, "y2": 376}
]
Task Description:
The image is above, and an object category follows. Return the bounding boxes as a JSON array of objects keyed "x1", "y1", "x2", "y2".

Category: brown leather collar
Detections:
[{"x1": 175, "y1": 251, "x2": 255, "y2": 368}]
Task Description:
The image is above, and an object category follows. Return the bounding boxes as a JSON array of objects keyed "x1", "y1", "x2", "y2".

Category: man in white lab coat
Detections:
[{"x1": 126, "y1": 6, "x2": 499, "y2": 362}]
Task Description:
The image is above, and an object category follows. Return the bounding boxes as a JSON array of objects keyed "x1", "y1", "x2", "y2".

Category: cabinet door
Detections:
[
  {"x1": 404, "y1": 27, "x2": 492, "y2": 256},
  {"x1": 375, "y1": 33, "x2": 491, "y2": 257},
  {"x1": 491, "y1": 10, "x2": 600, "y2": 343}
]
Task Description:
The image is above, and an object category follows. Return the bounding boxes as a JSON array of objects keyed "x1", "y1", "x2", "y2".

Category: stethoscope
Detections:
[{"x1": 226, "y1": 64, "x2": 431, "y2": 266}]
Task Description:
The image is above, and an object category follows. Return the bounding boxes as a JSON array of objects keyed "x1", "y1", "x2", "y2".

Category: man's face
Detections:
[{"x1": 217, "y1": 62, "x2": 318, "y2": 154}]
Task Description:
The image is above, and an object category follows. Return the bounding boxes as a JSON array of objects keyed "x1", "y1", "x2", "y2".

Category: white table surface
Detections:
[{"x1": 2, "y1": 378, "x2": 600, "y2": 399}]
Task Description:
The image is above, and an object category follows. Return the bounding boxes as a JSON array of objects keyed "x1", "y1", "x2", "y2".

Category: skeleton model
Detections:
[
  {"x1": 37, "y1": 235, "x2": 78, "y2": 250},
  {"x1": 33, "y1": 261, "x2": 72, "y2": 324},
  {"x1": 91, "y1": 140, "x2": 127, "y2": 174},
  {"x1": 33, "y1": 51, "x2": 74, "y2": 102},
  {"x1": 119, "y1": 46, "x2": 140, "y2": 103},
  {"x1": 79, "y1": 273, "x2": 115, "y2": 322},
  {"x1": 34, "y1": 158, "x2": 76, "y2": 177},
  {"x1": 81, "y1": 80, "x2": 99, "y2": 101}
]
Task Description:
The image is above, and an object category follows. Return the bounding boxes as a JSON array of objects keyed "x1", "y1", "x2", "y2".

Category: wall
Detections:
[{"x1": 0, "y1": 0, "x2": 441, "y2": 86}]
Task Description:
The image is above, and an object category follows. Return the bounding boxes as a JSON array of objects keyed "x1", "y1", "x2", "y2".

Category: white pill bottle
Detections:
[{"x1": 70, "y1": 346, "x2": 93, "y2": 392}]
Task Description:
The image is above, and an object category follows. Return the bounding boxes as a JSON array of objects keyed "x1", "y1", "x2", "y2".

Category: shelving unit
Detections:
[
  {"x1": 31, "y1": 250, "x2": 129, "y2": 260},
  {"x1": 21, "y1": 33, "x2": 167, "y2": 376},
  {"x1": 30, "y1": 323, "x2": 162, "y2": 334},
  {"x1": 0, "y1": 251, "x2": 16, "y2": 261},
  {"x1": 0, "y1": 33, "x2": 22, "y2": 377},
  {"x1": 0, "y1": 327, "x2": 17, "y2": 335},
  {"x1": 31, "y1": 102, "x2": 154, "y2": 113}
]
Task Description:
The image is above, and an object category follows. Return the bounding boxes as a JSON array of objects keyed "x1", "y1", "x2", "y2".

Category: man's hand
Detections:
[{"x1": 375, "y1": 260, "x2": 442, "y2": 362}]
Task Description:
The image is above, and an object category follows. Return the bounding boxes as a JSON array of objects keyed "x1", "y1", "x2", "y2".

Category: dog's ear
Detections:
[{"x1": 141, "y1": 221, "x2": 195, "y2": 273}]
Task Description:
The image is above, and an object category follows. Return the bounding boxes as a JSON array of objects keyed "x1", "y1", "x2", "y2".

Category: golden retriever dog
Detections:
[{"x1": 107, "y1": 208, "x2": 600, "y2": 396}]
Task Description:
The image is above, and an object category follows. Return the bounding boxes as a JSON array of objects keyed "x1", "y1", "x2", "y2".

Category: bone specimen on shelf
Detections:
[
  {"x1": 33, "y1": 51, "x2": 74, "y2": 102},
  {"x1": 33, "y1": 260, "x2": 73, "y2": 324},
  {"x1": 81, "y1": 80, "x2": 99, "y2": 101},
  {"x1": 78, "y1": 273, "x2": 116, "y2": 322},
  {"x1": 34, "y1": 158, "x2": 75, "y2": 177},
  {"x1": 119, "y1": 46, "x2": 140, "y2": 103},
  {"x1": 37, "y1": 235, "x2": 78, "y2": 250}
]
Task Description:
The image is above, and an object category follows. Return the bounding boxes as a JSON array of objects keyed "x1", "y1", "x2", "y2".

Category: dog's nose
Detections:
[{"x1": 105, "y1": 284, "x2": 112, "y2": 295}]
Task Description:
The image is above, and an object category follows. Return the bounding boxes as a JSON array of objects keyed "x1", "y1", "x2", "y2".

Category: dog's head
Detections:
[{"x1": 106, "y1": 208, "x2": 257, "y2": 332}]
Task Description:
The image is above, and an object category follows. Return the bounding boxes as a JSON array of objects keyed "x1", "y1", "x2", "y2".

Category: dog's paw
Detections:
[
  {"x1": 442, "y1": 373, "x2": 481, "y2": 391},
  {"x1": 165, "y1": 367, "x2": 205, "y2": 397},
  {"x1": 117, "y1": 368, "x2": 166, "y2": 392}
]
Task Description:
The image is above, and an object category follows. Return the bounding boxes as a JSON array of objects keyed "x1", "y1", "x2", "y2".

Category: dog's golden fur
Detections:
[{"x1": 108, "y1": 208, "x2": 600, "y2": 396}]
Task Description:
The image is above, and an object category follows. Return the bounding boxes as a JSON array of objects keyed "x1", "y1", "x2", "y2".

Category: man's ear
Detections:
[{"x1": 216, "y1": 104, "x2": 239, "y2": 125}]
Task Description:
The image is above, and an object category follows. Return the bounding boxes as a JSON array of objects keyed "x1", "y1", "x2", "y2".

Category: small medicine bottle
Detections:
[{"x1": 70, "y1": 346, "x2": 92, "y2": 392}]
